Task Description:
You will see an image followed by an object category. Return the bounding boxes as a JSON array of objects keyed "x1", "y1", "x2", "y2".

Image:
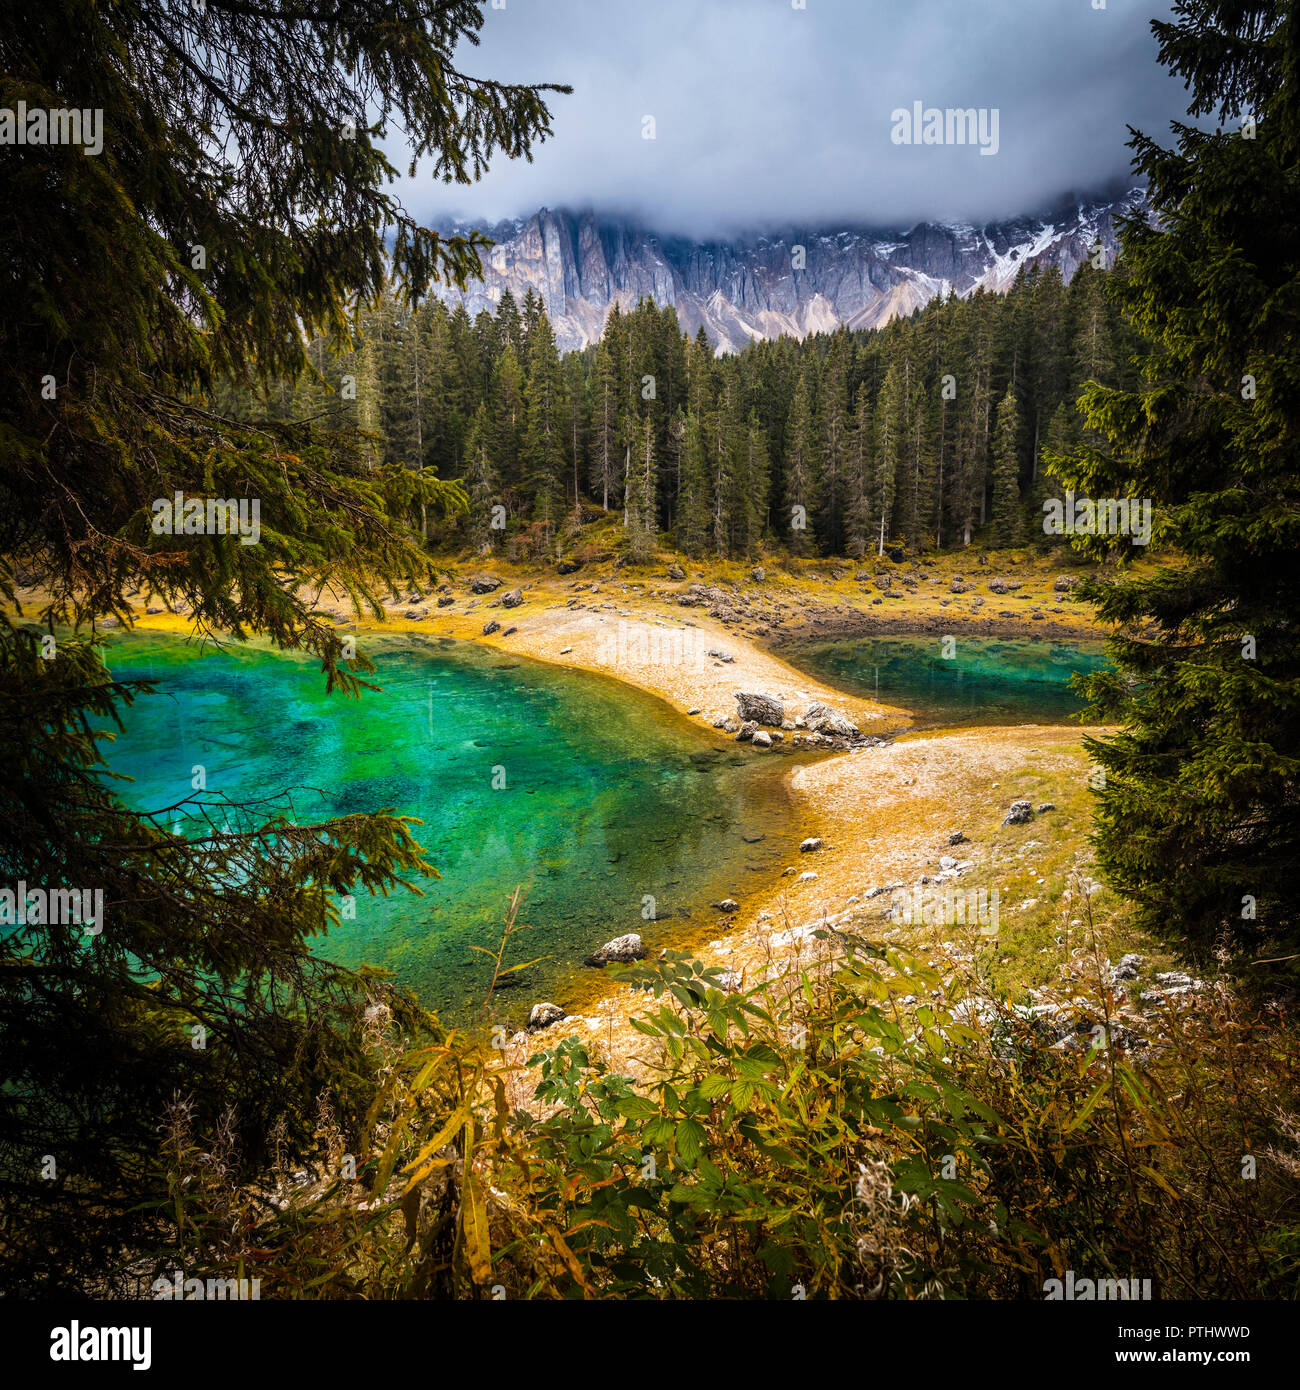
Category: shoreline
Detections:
[
  {"x1": 65, "y1": 549, "x2": 1109, "y2": 1053},
  {"x1": 11, "y1": 548, "x2": 1110, "y2": 1054}
]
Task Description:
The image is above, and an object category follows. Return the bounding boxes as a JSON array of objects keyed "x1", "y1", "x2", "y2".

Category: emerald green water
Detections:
[
  {"x1": 787, "y1": 635, "x2": 1108, "y2": 729},
  {"x1": 100, "y1": 634, "x2": 799, "y2": 1019}
]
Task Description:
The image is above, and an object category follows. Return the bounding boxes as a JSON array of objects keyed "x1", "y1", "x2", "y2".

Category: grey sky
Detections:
[{"x1": 396, "y1": 0, "x2": 1192, "y2": 235}]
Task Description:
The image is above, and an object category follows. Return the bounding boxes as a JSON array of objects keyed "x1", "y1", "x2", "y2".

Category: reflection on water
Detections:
[{"x1": 787, "y1": 635, "x2": 1108, "y2": 729}]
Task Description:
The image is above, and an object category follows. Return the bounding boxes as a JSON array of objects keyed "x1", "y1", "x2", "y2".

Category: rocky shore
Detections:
[{"x1": 93, "y1": 546, "x2": 1112, "y2": 1051}]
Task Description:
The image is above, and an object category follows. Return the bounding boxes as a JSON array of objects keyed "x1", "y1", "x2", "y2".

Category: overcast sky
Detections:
[{"x1": 396, "y1": 0, "x2": 1192, "y2": 236}]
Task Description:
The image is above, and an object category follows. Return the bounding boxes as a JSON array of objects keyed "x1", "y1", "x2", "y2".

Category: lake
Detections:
[
  {"x1": 785, "y1": 633, "x2": 1108, "y2": 728},
  {"x1": 101, "y1": 633, "x2": 802, "y2": 1020},
  {"x1": 99, "y1": 629, "x2": 1105, "y2": 1018}
]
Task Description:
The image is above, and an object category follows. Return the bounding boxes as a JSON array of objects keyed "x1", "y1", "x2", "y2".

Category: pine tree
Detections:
[
  {"x1": 874, "y1": 361, "x2": 905, "y2": 554},
  {"x1": 1028, "y1": 265, "x2": 1070, "y2": 485},
  {"x1": 845, "y1": 387, "x2": 873, "y2": 558},
  {"x1": 563, "y1": 351, "x2": 588, "y2": 510},
  {"x1": 591, "y1": 335, "x2": 621, "y2": 511},
  {"x1": 446, "y1": 303, "x2": 481, "y2": 471},
  {"x1": 906, "y1": 399, "x2": 937, "y2": 550},
  {"x1": 497, "y1": 287, "x2": 526, "y2": 362},
  {"x1": 817, "y1": 330, "x2": 851, "y2": 553},
  {"x1": 491, "y1": 342, "x2": 527, "y2": 502},
  {"x1": 0, "y1": 0, "x2": 565, "y2": 1295},
  {"x1": 523, "y1": 312, "x2": 567, "y2": 539},
  {"x1": 956, "y1": 302, "x2": 996, "y2": 544},
  {"x1": 521, "y1": 286, "x2": 544, "y2": 361},
  {"x1": 783, "y1": 372, "x2": 818, "y2": 554},
  {"x1": 627, "y1": 415, "x2": 659, "y2": 562},
  {"x1": 464, "y1": 402, "x2": 498, "y2": 554},
  {"x1": 710, "y1": 377, "x2": 738, "y2": 557},
  {"x1": 738, "y1": 411, "x2": 771, "y2": 555},
  {"x1": 422, "y1": 300, "x2": 458, "y2": 477},
  {"x1": 1035, "y1": 401, "x2": 1072, "y2": 547},
  {"x1": 989, "y1": 387, "x2": 1025, "y2": 546},
  {"x1": 1071, "y1": 263, "x2": 1117, "y2": 390},
  {"x1": 676, "y1": 411, "x2": 710, "y2": 557},
  {"x1": 1054, "y1": 0, "x2": 1300, "y2": 964}
]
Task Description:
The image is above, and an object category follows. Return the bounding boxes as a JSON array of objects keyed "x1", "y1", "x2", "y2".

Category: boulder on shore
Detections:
[
  {"x1": 482, "y1": 619, "x2": 501, "y2": 636},
  {"x1": 501, "y1": 588, "x2": 524, "y2": 609},
  {"x1": 802, "y1": 702, "x2": 858, "y2": 737},
  {"x1": 585, "y1": 933, "x2": 646, "y2": 967},
  {"x1": 469, "y1": 575, "x2": 502, "y2": 594},
  {"x1": 734, "y1": 691, "x2": 784, "y2": 726},
  {"x1": 527, "y1": 1002, "x2": 567, "y2": 1032}
]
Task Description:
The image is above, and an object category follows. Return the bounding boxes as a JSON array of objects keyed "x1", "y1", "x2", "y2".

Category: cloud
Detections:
[{"x1": 393, "y1": 0, "x2": 1192, "y2": 235}]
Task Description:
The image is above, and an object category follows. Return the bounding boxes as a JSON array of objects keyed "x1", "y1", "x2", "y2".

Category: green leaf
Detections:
[{"x1": 676, "y1": 1117, "x2": 706, "y2": 1167}]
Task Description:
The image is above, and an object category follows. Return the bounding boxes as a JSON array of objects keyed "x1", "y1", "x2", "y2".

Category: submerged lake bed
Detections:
[{"x1": 101, "y1": 633, "x2": 804, "y2": 1019}]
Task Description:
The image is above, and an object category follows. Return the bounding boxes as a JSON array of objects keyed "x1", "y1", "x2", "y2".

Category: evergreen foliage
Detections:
[
  {"x1": 1054, "y1": 0, "x2": 1300, "y2": 968},
  {"x1": 0, "y1": 0, "x2": 565, "y2": 1294},
  {"x1": 246, "y1": 260, "x2": 1142, "y2": 561}
]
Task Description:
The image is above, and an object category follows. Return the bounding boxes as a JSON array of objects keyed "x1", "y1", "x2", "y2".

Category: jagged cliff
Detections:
[{"x1": 434, "y1": 187, "x2": 1147, "y2": 354}]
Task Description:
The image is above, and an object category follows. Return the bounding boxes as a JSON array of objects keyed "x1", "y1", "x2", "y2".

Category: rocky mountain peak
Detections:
[{"x1": 434, "y1": 187, "x2": 1148, "y2": 354}]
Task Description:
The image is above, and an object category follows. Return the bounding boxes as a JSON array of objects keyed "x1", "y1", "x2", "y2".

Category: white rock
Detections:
[
  {"x1": 528, "y1": 1002, "x2": 567, "y2": 1030},
  {"x1": 587, "y1": 933, "x2": 646, "y2": 965}
]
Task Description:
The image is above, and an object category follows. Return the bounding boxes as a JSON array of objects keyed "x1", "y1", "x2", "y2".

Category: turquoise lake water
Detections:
[
  {"x1": 786, "y1": 634, "x2": 1108, "y2": 729},
  {"x1": 99, "y1": 629, "x2": 1105, "y2": 1018},
  {"x1": 100, "y1": 634, "x2": 801, "y2": 1019}
]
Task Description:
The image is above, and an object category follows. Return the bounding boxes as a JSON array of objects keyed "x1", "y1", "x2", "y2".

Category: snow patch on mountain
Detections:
[{"x1": 433, "y1": 188, "x2": 1148, "y2": 353}]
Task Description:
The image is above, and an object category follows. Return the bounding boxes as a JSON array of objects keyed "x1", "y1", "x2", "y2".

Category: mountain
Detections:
[{"x1": 433, "y1": 187, "x2": 1148, "y2": 354}]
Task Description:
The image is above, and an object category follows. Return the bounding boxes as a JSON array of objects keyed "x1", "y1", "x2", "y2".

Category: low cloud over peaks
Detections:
[{"x1": 400, "y1": 0, "x2": 1190, "y2": 237}]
